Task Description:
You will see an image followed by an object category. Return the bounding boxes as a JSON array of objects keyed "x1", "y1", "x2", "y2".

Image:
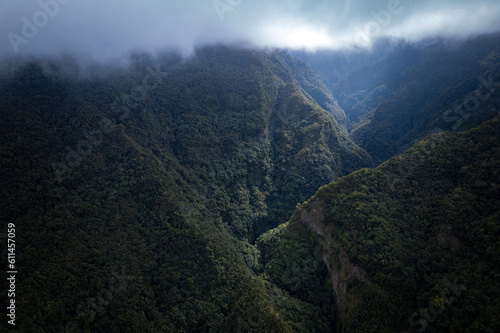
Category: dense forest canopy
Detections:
[{"x1": 1, "y1": 34, "x2": 499, "y2": 332}]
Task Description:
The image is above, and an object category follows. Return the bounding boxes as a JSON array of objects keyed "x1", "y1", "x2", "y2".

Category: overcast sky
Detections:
[{"x1": 1, "y1": 0, "x2": 500, "y2": 61}]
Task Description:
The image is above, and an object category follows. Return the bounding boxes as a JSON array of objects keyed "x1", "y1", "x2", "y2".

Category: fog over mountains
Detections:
[
  {"x1": 1, "y1": 0, "x2": 500, "y2": 61},
  {"x1": 1, "y1": 1, "x2": 500, "y2": 332}
]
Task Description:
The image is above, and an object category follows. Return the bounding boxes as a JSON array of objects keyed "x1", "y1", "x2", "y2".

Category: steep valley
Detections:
[{"x1": 1, "y1": 38, "x2": 499, "y2": 333}]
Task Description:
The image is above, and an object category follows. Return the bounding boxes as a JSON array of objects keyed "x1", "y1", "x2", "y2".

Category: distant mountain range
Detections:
[{"x1": 295, "y1": 33, "x2": 500, "y2": 164}]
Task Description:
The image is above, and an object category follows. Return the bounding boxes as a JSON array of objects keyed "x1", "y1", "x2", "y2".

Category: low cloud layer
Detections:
[{"x1": 1, "y1": 0, "x2": 500, "y2": 61}]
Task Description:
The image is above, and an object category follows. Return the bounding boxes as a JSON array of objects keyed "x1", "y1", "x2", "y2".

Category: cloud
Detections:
[
  {"x1": 1, "y1": 0, "x2": 499, "y2": 61},
  {"x1": 385, "y1": 2, "x2": 500, "y2": 41}
]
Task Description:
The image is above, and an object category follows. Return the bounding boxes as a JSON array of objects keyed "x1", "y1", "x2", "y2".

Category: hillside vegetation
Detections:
[
  {"x1": 297, "y1": 34, "x2": 500, "y2": 164},
  {"x1": 0, "y1": 47, "x2": 370, "y2": 332},
  {"x1": 263, "y1": 113, "x2": 500, "y2": 332}
]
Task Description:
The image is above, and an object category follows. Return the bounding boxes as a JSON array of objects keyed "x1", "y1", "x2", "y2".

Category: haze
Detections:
[{"x1": 1, "y1": 0, "x2": 500, "y2": 61}]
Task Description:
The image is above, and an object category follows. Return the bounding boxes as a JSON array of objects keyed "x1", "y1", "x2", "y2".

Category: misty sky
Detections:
[{"x1": 1, "y1": 0, "x2": 500, "y2": 61}]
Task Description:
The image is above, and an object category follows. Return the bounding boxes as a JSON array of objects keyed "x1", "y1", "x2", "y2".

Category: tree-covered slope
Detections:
[
  {"x1": 262, "y1": 113, "x2": 500, "y2": 332},
  {"x1": 276, "y1": 51, "x2": 350, "y2": 132},
  {"x1": 296, "y1": 34, "x2": 500, "y2": 164},
  {"x1": 0, "y1": 46, "x2": 370, "y2": 332}
]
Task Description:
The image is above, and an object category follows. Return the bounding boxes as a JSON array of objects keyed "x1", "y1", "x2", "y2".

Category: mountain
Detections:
[
  {"x1": 295, "y1": 34, "x2": 500, "y2": 164},
  {"x1": 261, "y1": 112, "x2": 500, "y2": 332},
  {"x1": 0, "y1": 46, "x2": 370, "y2": 332},
  {"x1": 2, "y1": 35, "x2": 499, "y2": 333},
  {"x1": 276, "y1": 50, "x2": 350, "y2": 132}
]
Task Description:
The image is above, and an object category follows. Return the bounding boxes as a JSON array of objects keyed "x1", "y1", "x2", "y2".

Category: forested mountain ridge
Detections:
[
  {"x1": 276, "y1": 51, "x2": 350, "y2": 132},
  {"x1": 0, "y1": 46, "x2": 370, "y2": 332},
  {"x1": 1, "y1": 35, "x2": 499, "y2": 333},
  {"x1": 296, "y1": 34, "x2": 500, "y2": 164},
  {"x1": 261, "y1": 112, "x2": 500, "y2": 332}
]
